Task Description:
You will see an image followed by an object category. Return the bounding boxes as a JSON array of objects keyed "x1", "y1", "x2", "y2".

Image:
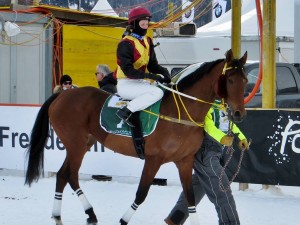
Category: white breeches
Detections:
[{"x1": 117, "y1": 78, "x2": 163, "y2": 112}]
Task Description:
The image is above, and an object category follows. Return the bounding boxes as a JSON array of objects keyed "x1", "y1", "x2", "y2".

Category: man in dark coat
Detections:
[{"x1": 95, "y1": 64, "x2": 117, "y2": 94}]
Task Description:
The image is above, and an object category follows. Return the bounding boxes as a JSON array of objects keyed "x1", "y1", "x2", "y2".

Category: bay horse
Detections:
[{"x1": 25, "y1": 49, "x2": 248, "y2": 225}]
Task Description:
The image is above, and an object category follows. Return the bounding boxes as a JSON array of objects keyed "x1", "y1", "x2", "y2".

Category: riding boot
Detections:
[{"x1": 116, "y1": 106, "x2": 134, "y2": 127}]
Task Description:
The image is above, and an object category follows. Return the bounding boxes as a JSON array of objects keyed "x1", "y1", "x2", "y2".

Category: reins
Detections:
[
  {"x1": 143, "y1": 61, "x2": 236, "y2": 127},
  {"x1": 144, "y1": 60, "x2": 247, "y2": 190},
  {"x1": 143, "y1": 62, "x2": 243, "y2": 127},
  {"x1": 218, "y1": 111, "x2": 249, "y2": 192},
  {"x1": 218, "y1": 143, "x2": 245, "y2": 192},
  {"x1": 217, "y1": 62, "x2": 247, "y2": 191},
  {"x1": 143, "y1": 82, "x2": 225, "y2": 127}
]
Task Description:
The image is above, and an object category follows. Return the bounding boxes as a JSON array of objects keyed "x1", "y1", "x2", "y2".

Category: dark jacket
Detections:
[{"x1": 98, "y1": 72, "x2": 117, "y2": 94}]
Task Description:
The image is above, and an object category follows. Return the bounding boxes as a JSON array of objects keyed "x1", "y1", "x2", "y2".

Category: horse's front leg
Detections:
[
  {"x1": 177, "y1": 156, "x2": 200, "y2": 225},
  {"x1": 120, "y1": 156, "x2": 161, "y2": 225}
]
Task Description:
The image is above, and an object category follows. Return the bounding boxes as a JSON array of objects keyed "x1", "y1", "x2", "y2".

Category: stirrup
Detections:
[{"x1": 116, "y1": 109, "x2": 134, "y2": 127}]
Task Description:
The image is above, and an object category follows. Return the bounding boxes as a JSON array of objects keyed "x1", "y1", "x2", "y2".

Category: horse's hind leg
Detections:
[
  {"x1": 52, "y1": 157, "x2": 95, "y2": 225},
  {"x1": 120, "y1": 157, "x2": 161, "y2": 225},
  {"x1": 52, "y1": 159, "x2": 68, "y2": 224},
  {"x1": 52, "y1": 149, "x2": 97, "y2": 225},
  {"x1": 52, "y1": 158, "x2": 69, "y2": 225},
  {"x1": 67, "y1": 149, "x2": 98, "y2": 225}
]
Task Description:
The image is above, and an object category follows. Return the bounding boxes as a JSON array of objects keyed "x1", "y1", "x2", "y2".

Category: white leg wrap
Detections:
[
  {"x1": 188, "y1": 206, "x2": 200, "y2": 225},
  {"x1": 76, "y1": 188, "x2": 92, "y2": 211},
  {"x1": 52, "y1": 192, "x2": 62, "y2": 217},
  {"x1": 121, "y1": 202, "x2": 139, "y2": 223}
]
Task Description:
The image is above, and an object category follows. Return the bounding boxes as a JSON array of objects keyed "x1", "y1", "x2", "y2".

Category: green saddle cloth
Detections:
[{"x1": 100, "y1": 95, "x2": 162, "y2": 137}]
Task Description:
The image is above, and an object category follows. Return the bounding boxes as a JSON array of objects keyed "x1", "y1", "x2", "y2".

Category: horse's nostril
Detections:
[
  {"x1": 233, "y1": 110, "x2": 244, "y2": 123},
  {"x1": 234, "y1": 110, "x2": 241, "y2": 118}
]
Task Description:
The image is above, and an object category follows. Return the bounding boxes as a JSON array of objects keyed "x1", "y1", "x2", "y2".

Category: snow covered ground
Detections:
[{"x1": 1, "y1": 170, "x2": 300, "y2": 225}]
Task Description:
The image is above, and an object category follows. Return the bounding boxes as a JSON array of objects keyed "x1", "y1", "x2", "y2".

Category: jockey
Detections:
[{"x1": 114, "y1": 6, "x2": 171, "y2": 127}]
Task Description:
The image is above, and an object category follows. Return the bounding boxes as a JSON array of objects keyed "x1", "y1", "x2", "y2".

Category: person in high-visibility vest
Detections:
[{"x1": 165, "y1": 99, "x2": 249, "y2": 225}]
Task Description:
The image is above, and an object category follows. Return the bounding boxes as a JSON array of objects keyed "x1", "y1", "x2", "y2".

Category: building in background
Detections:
[{"x1": 0, "y1": 11, "x2": 52, "y2": 104}]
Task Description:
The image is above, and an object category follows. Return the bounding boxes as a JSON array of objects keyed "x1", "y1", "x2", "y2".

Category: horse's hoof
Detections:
[
  {"x1": 87, "y1": 217, "x2": 98, "y2": 225},
  {"x1": 87, "y1": 222, "x2": 97, "y2": 225},
  {"x1": 119, "y1": 218, "x2": 128, "y2": 225},
  {"x1": 51, "y1": 215, "x2": 63, "y2": 225}
]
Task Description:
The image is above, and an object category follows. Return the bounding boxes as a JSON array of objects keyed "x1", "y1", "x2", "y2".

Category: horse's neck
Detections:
[
  {"x1": 161, "y1": 61, "x2": 224, "y2": 120},
  {"x1": 161, "y1": 83, "x2": 215, "y2": 122},
  {"x1": 187, "y1": 61, "x2": 224, "y2": 105},
  {"x1": 188, "y1": 85, "x2": 215, "y2": 120}
]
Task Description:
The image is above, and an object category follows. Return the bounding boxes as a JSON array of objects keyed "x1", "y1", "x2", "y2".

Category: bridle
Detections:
[{"x1": 218, "y1": 60, "x2": 247, "y2": 99}]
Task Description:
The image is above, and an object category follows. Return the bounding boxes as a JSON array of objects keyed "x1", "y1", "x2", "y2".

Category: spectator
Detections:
[
  {"x1": 95, "y1": 64, "x2": 117, "y2": 94},
  {"x1": 53, "y1": 74, "x2": 77, "y2": 94},
  {"x1": 164, "y1": 99, "x2": 249, "y2": 225}
]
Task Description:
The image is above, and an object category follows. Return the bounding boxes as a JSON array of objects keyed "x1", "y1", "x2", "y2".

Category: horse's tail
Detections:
[{"x1": 25, "y1": 93, "x2": 60, "y2": 186}]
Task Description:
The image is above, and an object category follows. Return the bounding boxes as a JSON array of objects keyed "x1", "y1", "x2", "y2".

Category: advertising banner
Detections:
[
  {"x1": 212, "y1": 0, "x2": 227, "y2": 20},
  {"x1": 3, "y1": 106, "x2": 300, "y2": 185},
  {"x1": 182, "y1": 0, "x2": 194, "y2": 23},
  {"x1": 0, "y1": 105, "x2": 177, "y2": 178},
  {"x1": 226, "y1": 109, "x2": 300, "y2": 186}
]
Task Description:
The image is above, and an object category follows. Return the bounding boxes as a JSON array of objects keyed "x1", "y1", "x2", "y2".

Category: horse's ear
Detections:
[
  {"x1": 240, "y1": 51, "x2": 248, "y2": 65},
  {"x1": 225, "y1": 49, "x2": 234, "y2": 62}
]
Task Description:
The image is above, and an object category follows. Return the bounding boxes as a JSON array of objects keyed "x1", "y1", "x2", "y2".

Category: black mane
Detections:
[{"x1": 177, "y1": 58, "x2": 224, "y2": 92}]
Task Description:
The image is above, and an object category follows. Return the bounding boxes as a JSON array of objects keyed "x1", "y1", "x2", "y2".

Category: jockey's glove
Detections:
[
  {"x1": 146, "y1": 73, "x2": 166, "y2": 83},
  {"x1": 162, "y1": 74, "x2": 171, "y2": 84},
  {"x1": 238, "y1": 139, "x2": 249, "y2": 151},
  {"x1": 157, "y1": 74, "x2": 171, "y2": 84},
  {"x1": 220, "y1": 135, "x2": 234, "y2": 146}
]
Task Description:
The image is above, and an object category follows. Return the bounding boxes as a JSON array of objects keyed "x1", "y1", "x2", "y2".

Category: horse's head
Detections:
[{"x1": 218, "y1": 49, "x2": 248, "y2": 122}]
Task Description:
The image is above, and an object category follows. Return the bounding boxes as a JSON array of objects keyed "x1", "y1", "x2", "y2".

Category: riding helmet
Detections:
[{"x1": 128, "y1": 7, "x2": 152, "y2": 24}]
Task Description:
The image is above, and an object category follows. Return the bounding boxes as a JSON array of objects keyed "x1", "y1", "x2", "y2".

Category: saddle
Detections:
[{"x1": 100, "y1": 95, "x2": 162, "y2": 159}]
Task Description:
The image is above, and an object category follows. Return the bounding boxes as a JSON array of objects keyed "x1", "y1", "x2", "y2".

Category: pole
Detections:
[
  {"x1": 78, "y1": 0, "x2": 81, "y2": 11},
  {"x1": 262, "y1": 0, "x2": 276, "y2": 109},
  {"x1": 295, "y1": 0, "x2": 300, "y2": 63},
  {"x1": 262, "y1": 0, "x2": 276, "y2": 190},
  {"x1": 231, "y1": 0, "x2": 241, "y2": 58}
]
